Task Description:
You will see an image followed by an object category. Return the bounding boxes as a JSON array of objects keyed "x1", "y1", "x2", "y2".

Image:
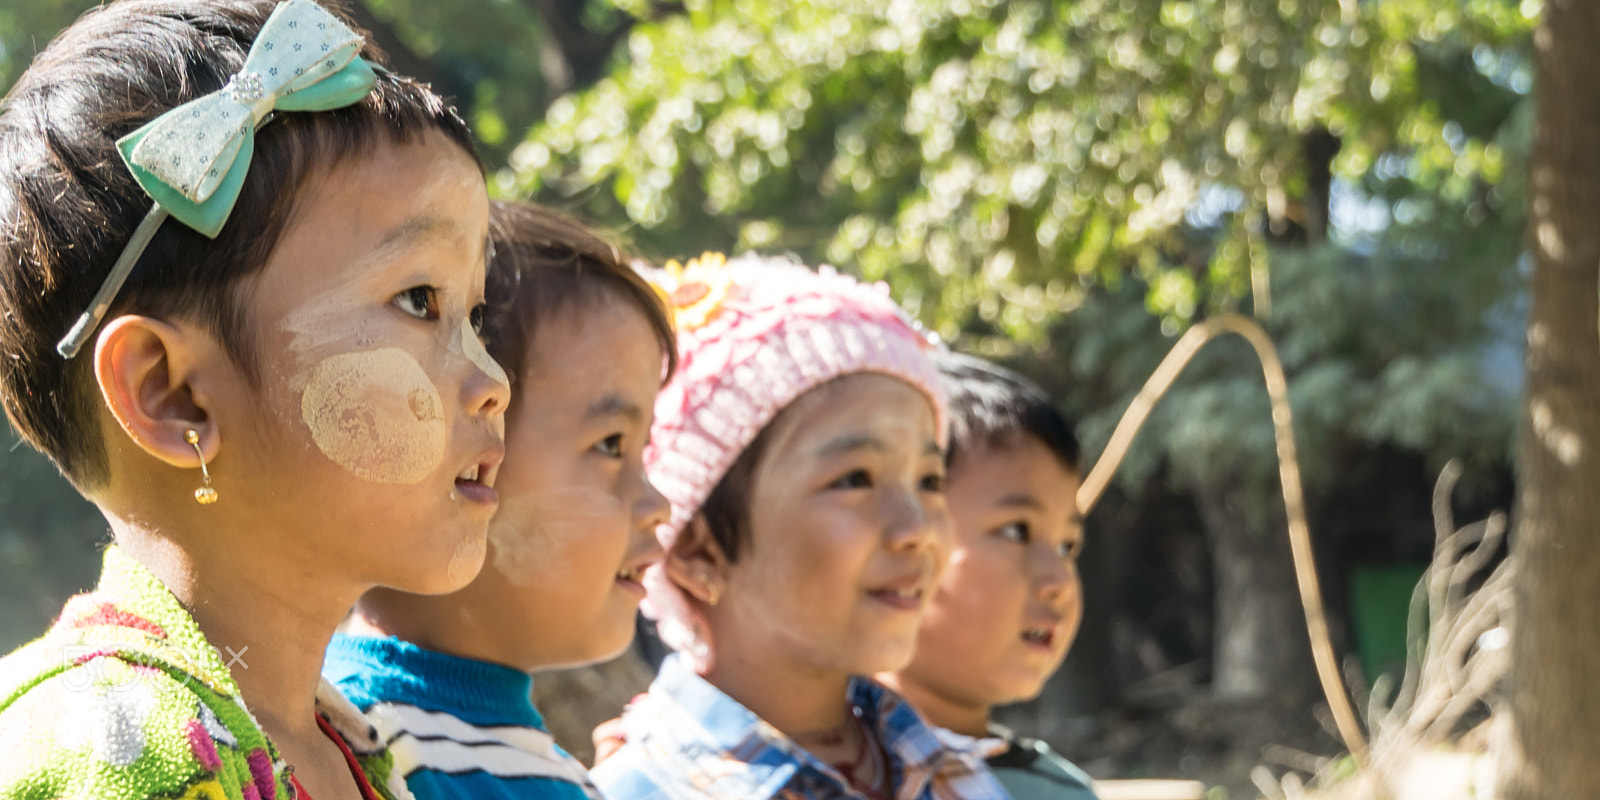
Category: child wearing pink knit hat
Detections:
[{"x1": 591, "y1": 253, "x2": 1009, "y2": 800}]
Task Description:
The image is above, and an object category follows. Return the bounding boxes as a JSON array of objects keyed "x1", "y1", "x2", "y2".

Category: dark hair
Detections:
[
  {"x1": 936, "y1": 350, "x2": 1080, "y2": 472},
  {"x1": 696, "y1": 419, "x2": 775, "y2": 564},
  {"x1": 0, "y1": 0, "x2": 476, "y2": 490},
  {"x1": 480, "y1": 199, "x2": 677, "y2": 392}
]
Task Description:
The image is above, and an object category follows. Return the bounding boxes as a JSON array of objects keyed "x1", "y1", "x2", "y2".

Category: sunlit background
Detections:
[{"x1": 0, "y1": 0, "x2": 1553, "y2": 797}]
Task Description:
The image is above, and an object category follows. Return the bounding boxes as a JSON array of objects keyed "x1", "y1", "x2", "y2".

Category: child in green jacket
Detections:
[{"x1": 0, "y1": 1, "x2": 509, "y2": 797}]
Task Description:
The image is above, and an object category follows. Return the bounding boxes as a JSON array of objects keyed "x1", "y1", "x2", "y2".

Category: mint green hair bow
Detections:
[{"x1": 58, "y1": 0, "x2": 377, "y2": 358}]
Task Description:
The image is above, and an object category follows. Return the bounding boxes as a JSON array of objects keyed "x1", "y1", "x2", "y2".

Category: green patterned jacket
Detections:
[{"x1": 0, "y1": 546, "x2": 411, "y2": 800}]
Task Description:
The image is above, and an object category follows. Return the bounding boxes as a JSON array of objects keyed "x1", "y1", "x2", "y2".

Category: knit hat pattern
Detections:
[
  {"x1": 644, "y1": 253, "x2": 948, "y2": 541},
  {"x1": 640, "y1": 253, "x2": 947, "y2": 665}
]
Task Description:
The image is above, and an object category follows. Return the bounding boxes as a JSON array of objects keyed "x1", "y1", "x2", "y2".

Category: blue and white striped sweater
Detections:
[{"x1": 325, "y1": 634, "x2": 603, "y2": 800}]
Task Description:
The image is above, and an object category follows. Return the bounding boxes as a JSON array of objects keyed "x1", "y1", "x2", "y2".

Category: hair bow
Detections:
[{"x1": 58, "y1": 0, "x2": 376, "y2": 358}]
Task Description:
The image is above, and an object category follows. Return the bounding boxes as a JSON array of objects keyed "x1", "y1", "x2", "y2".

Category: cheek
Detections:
[
  {"x1": 749, "y1": 523, "x2": 868, "y2": 621},
  {"x1": 1062, "y1": 568, "x2": 1086, "y2": 631},
  {"x1": 489, "y1": 484, "x2": 627, "y2": 588},
  {"x1": 930, "y1": 550, "x2": 1024, "y2": 636},
  {"x1": 300, "y1": 348, "x2": 446, "y2": 484}
]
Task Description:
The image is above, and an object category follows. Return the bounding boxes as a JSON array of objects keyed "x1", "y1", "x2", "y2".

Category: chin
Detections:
[
  {"x1": 992, "y1": 672, "x2": 1051, "y2": 705},
  {"x1": 849, "y1": 641, "x2": 920, "y2": 676},
  {"x1": 556, "y1": 633, "x2": 635, "y2": 670},
  {"x1": 398, "y1": 533, "x2": 489, "y2": 595}
]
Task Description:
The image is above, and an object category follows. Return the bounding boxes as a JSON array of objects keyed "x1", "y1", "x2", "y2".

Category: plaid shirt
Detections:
[{"x1": 591, "y1": 655, "x2": 1011, "y2": 800}]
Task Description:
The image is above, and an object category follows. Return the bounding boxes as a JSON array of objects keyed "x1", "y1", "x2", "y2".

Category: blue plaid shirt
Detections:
[{"x1": 591, "y1": 655, "x2": 1011, "y2": 800}]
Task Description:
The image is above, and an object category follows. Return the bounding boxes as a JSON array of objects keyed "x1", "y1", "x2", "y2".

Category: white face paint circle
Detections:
[
  {"x1": 461, "y1": 317, "x2": 510, "y2": 389},
  {"x1": 300, "y1": 348, "x2": 447, "y2": 484}
]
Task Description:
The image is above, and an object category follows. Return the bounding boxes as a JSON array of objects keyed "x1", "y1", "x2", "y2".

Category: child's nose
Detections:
[
  {"x1": 637, "y1": 473, "x2": 672, "y2": 533},
  {"x1": 882, "y1": 489, "x2": 946, "y2": 553},
  {"x1": 1036, "y1": 555, "x2": 1080, "y2": 605},
  {"x1": 463, "y1": 362, "x2": 511, "y2": 418}
]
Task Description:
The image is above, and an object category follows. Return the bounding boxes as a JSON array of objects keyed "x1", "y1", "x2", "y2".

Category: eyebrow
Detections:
[
  {"x1": 376, "y1": 215, "x2": 458, "y2": 255},
  {"x1": 994, "y1": 492, "x2": 1087, "y2": 524},
  {"x1": 994, "y1": 493, "x2": 1045, "y2": 512},
  {"x1": 585, "y1": 394, "x2": 643, "y2": 423},
  {"x1": 814, "y1": 434, "x2": 943, "y2": 459}
]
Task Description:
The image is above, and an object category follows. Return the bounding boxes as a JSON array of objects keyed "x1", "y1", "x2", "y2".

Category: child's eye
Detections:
[
  {"x1": 918, "y1": 471, "x2": 946, "y2": 493},
  {"x1": 594, "y1": 434, "x2": 624, "y2": 458},
  {"x1": 469, "y1": 303, "x2": 487, "y2": 335},
  {"x1": 998, "y1": 521, "x2": 1030, "y2": 544},
  {"x1": 1059, "y1": 539, "x2": 1083, "y2": 559},
  {"x1": 393, "y1": 286, "x2": 439, "y2": 321},
  {"x1": 828, "y1": 469, "x2": 873, "y2": 490}
]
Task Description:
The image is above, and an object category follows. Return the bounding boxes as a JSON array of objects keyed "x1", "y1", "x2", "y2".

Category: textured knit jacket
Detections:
[{"x1": 0, "y1": 546, "x2": 412, "y2": 800}]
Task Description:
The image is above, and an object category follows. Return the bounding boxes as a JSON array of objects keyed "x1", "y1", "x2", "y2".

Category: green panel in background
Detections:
[{"x1": 1348, "y1": 564, "x2": 1429, "y2": 685}]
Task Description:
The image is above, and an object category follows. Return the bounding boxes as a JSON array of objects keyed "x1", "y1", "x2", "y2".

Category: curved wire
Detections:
[{"x1": 1075, "y1": 312, "x2": 1369, "y2": 764}]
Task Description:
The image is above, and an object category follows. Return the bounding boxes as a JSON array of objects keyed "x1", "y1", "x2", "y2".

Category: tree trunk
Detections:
[
  {"x1": 1496, "y1": 0, "x2": 1600, "y2": 796},
  {"x1": 1194, "y1": 480, "x2": 1315, "y2": 703}
]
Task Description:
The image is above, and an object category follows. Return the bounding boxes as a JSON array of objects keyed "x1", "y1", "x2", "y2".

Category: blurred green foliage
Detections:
[
  {"x1": 510, "y1": 0, "x2": 1533, "y2": 342},
  {"x1": 0, "y1": 0, "x2": 554, "y2": 164},
  {"x1": 1039, "y1": 243, "x2": 1520, "y2": 511}
]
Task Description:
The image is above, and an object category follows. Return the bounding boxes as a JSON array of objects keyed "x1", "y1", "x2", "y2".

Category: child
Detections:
[
  {"x1": 592, "y1": 253, "x2": 1009, "y2": 800},
  {"x1": 878, "y1": 352, "x2": 1097, "y2": 800},
  {"x1": 0, "y1": 1, "x2": 509, "y2": 798},
  {"x1": 323, "y1": 200, "x2": 677, "y2": 800}
]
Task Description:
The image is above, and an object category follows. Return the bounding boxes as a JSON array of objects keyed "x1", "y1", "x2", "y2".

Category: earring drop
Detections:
[
  {"x1": 185, "y1": 429, "x2": 218, "y2": 505},
  {"x1": 700, "y1": 572, "x2": 721, "y2": 607}
]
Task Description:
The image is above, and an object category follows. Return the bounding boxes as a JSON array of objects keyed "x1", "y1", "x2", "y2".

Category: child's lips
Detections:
[
  {"x1": 453, "y1": 476, "x2": 498, "y2": 506},
  {"x1": 1020, "y1": 619, "x2": 1063, "y2": 651},
  {"x1": 614, "y1": 560, "x2": 656, "y2": 598},
  {"x1": 453, "y1": 444, "x2": 505, "y2": 506},
  {"x1": 866, "y1": 573, "x2": 931, "y2": 612}
]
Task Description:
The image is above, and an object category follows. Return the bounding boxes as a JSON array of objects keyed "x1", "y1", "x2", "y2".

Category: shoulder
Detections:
[
  {"x1": 398, "y1": 768, "x2": 602, "y2": 800},
  {"x1": 322, "y1": 634, "x2": 396, "y2": 712},
  {"x1": 589, "y1": 741, "x2": 691, "y2": 800},
  {"x1": 0, "y1": 653, "x2": 277, "y2": 800},
  {"x1": 986, "y1": 738, "x2": 1098, "y2": 800},
  {"x1": 363, "y1": 701, "x2": 602, "y2": 800}
]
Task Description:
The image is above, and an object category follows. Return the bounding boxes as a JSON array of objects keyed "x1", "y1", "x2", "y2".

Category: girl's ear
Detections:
[
  {"x1": 665, "y1": 514, "x2": 732, "y2": 606},
  {"x1": 93, "y1": 315, "x2": 220, "y2": 469}
]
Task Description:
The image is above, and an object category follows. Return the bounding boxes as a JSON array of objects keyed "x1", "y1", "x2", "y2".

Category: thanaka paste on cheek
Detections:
[
  {"x1": 461, "y1": 317, "x2": 510, "y2": 388},
  {"x1": 447, "y1": 530, "x2": 488, "y2": 586},
  {"x1": 300, "y1": 348, "x2": 447, "y2": 483},
  {"x1": 489, "y1": 487, "x2": 623, "y2": 586}
]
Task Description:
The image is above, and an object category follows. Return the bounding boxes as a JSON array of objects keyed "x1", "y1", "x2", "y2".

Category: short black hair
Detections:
[
  {"x1": 480, "y1": 200, "x2": 677, "y2": 391},
  {"x1": 696, "y1": 416, "x2": 775, "y2": 564},
  {"x1": 936, "y1": 351, "x2": 1080, "y2": 473},
  {"x1": 0, "y1": 0, "x2": 476, "y2": 490}
]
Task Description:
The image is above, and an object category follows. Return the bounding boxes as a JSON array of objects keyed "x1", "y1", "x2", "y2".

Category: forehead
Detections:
[
  {"x1": 250, "y1": 132, "x2": 488, "y2": 313},
  {"x1": 514, "y1": 301, "x2": 664, "y2": 408},
  {"x1": 949, "y1": 436, "x2": 1080, "y2": 506},
  {"x1": 760, "y1": 373, "x2": 939, "y2": 463}
]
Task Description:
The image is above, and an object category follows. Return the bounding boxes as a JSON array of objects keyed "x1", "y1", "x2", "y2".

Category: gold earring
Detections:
[{"x1": 185, "y1": 429, "x2": 218, "y2": 505}]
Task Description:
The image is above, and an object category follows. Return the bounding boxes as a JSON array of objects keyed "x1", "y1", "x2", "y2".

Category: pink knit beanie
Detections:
[{"x1": 640, "y1": 253, "x2": 947, "y2": 668}]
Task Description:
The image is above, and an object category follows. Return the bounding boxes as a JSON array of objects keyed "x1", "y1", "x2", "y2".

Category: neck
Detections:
[
  {"x1": 112, "y1": 519, "x2": 362, "y2": 744},
  {"x1": 875, "y1": 672, "x2": 991, "y2": 738},
  {"x1": 700, "y1": 641, "x2": 855, "y2": 752},
  {"x1": 348, "y1": 582, "x2": 523, "y2": 672}
]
